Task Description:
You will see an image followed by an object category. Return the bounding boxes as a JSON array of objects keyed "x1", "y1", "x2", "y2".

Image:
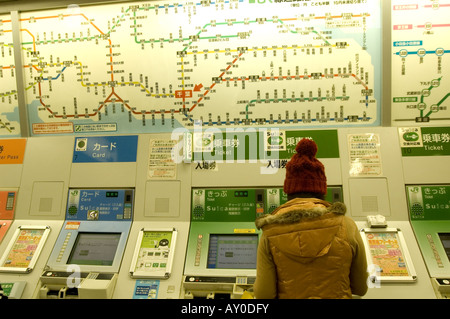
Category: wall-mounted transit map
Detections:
[
  {"x1": 0, "y1": 0, "x2": 382, "y2": 136},
  {"x1": 391, "y1": 1, "x2": 450, "y2": 126},
  {"x1": 0, "y1": 14, "x2": 20, "y2": 137}
]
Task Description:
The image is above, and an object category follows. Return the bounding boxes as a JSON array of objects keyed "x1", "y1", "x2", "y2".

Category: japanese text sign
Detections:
[{"x1": 73, "y1": 135, "x2": 138, "y2": 163}]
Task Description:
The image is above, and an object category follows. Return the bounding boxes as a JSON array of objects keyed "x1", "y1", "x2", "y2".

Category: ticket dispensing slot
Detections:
[{"x1": 38, "y1": 188, "x2": 133, "y2": 299}]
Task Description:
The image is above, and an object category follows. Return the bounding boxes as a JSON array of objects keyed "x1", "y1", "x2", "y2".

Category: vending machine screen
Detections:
[
  {"x1": 438, "y1": 233, "x2": 450, "y2": 262},
  {"x1": 67, "y1": 232, "x2": 121, "y2": 266},
  {"x1": 207, "y1": 234, "x2": 258, "y2": 269}
]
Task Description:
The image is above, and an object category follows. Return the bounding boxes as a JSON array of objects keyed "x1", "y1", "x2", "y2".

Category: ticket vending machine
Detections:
[
  {"x1": 182, "y1": 188, "x2": 262, "y2": 299},
  {"x1": 0, "y1": 136, "x2": 73, "y2": 299},
  {"x1": 181, "y1": 129, "x2": 347, "y2": 299},
  {"x1": 0, "y1": 139, "x2": 26, "y2": 245},
  {"x1": 184, "y1": 127, "x2": 435, "y2": 298},
  {"x1": 337, "y1": 127, "x2": 436, "y2": 299},
  {"x1": 405, "y1": 185, "x2": 450, "y2": 299},
  {"x1": 33, "y1": 134, "x2": 139, "y2": 299},
  {"x1": 399, "y1": 126, "x2": 450, "y2": 299},
  {"x1": 113, "y1": 133, "x2": 192, "y2": 299},
  {"x1": 182, "y1": 186, "x2": 342, "y2": 299},
  {"x1": 36, "y1": 188, "x2": 134, "y2": 299}
]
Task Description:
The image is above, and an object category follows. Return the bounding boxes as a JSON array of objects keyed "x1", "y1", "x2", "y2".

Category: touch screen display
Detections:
[
  {"x1": 438, "y1": 233, "x2": 450, "y2": 262},
  {"x1": 207, "y1": 234, "x2": 258, "y2": 269},
  {"x1": 67, "y1": 232, "x2": 121, "y2": 266}
]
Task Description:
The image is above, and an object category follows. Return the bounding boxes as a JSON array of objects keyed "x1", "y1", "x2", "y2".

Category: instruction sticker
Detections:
[
  {"x1": 348, "y1": 133, "x2": 382, "y2": 176},
  {"x1": 133, "y1": 280, "x2": 159, "y2": 299},
  {"x1": 65, "y1": 222, "x2": 81, "y2": 230},
  {"x1": 148, "y1": 139, "x2": 177, "y2": 179},
  {"x1": 134, "y1": 231, "x2": 173, "y2": 273}
]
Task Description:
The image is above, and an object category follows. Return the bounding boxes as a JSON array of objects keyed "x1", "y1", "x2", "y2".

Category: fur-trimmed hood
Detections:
[
  {"x1": 255, "y1": 198, "x2": 348, "y2": 263},
  {"x1": 252, "y1": 197, "x2": 368, "y2": 299},
  {"x1": 255, "y1": 198, "x2": 346, "y2": 230}
]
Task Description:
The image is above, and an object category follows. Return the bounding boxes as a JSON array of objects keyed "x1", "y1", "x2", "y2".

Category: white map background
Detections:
[
  {"x1": 391, "y1": 1, "x2": 450, "y2": 126},
  {"x1": 0, "y1": 13, "x2": 19, "y2": 136},
  {"x1": 1, "y1": 0, "x2": 382, "y2": 136}
]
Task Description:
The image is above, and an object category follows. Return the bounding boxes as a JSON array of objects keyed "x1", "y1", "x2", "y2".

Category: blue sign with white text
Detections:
[
  {"x1": 66, "y1": 189, "x2": 134, "y2": 221},
  {"x1": 73, "y1": 135, "x2": 138, "y2": 163},
  {"x1": 133, "y1": 280, "x2": 160, "y2": 299}
]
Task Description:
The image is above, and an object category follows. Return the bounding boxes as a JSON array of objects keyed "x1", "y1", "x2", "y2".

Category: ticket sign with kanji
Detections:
[{"x1": 400, "y1": 127, "x2": 450, "y2": 157}]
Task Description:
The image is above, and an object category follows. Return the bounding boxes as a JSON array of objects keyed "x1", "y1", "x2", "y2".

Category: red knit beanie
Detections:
[{"x1": 283, "y1": 138, "x2": 327, "y2": 195}]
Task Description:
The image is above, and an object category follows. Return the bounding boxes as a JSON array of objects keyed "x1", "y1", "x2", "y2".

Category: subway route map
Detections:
[
  {"x1": 0, "y1": 0, "x2": 382, "y2": 136},
  {"x1": 391, "y1": 1, "x2": 450, "y2": 125},
  {"x1": 0, "y1": 13, "x2": 18, "y2": 136}
]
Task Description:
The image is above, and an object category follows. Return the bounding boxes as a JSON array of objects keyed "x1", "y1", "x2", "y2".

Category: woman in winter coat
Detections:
[{"x1": 253, "y1": 138, "x2": 368, "y2": 299}]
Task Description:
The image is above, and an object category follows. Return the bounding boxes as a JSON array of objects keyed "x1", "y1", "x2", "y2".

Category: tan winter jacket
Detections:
[{"x1": 253, "y1": 198, "x2": 368, "y2": 299}]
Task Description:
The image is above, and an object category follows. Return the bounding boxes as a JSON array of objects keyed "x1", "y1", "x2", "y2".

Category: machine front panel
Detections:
[
  {"x1": 46, "y1": 188, "x2": 134, "y2": 274},
  {"x1": 0, "y1": 190, "x2": 18, "y2": 244},
  {"x1": 407, "y1": 185, "x2": 450, "y2": 278}
]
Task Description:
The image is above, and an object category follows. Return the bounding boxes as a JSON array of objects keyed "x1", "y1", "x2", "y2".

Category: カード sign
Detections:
[{"x1": 73, "y1": 135, "x2": 138, "y2": 163}]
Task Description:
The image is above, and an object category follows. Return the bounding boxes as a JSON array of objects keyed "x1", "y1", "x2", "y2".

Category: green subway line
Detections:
[
  {"x1": 19, "y1": 7, "x2": 330, "y2": 52},
  {"x1": 424, "y1": 92, "x2": 450, "y2": 118},
  {"x1": 419, "y1": 77, "x2": 442, "y2": 118},
  {"x1": 131, "y1": 8, "x2": 330, "y2": 53}
]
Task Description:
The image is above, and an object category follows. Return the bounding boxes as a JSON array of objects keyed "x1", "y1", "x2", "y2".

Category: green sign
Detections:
[
  {"x1": 0, "y1": 283, "x2": 14, "y2": 296},
  {"x1": 266, "y1": 187, "x2": 343, "y2": 214},
  {"x1": 140, "y1": 231, "x2": 173, "y2": 249},
  {"x1": 400, "y1": 127, "x2": 450, "y2": 157},
  {"x1": 406, "y1": 185, "x2": 450, "y2": 220},
  {"x1": 192, "y1": 187, "x2": 343, "y2": 221},
  {"x1": 190, "y1": 129, "x2": 339, "y2": 162},
  {"x1": 192, "y1": 189, "x2": 258, "y2": 222},
  {"x1": 283, "y1": 130, "x2": 339, "y2": 159}
]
